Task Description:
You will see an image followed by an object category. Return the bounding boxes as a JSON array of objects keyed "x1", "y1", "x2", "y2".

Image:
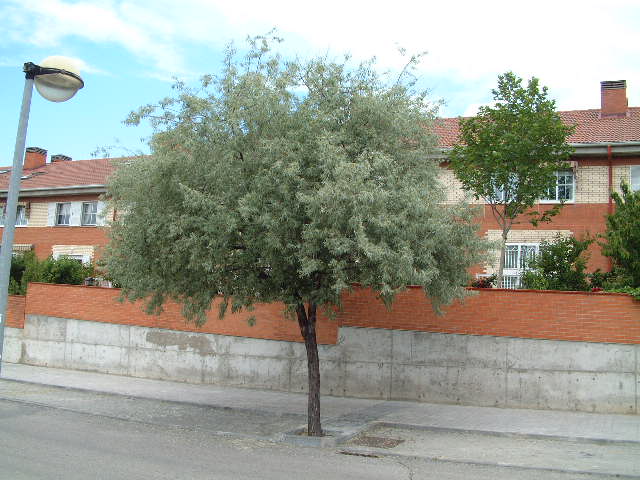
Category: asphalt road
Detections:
[{"x1": 1, "y1": 395, "x2": 635, "y2": 480}]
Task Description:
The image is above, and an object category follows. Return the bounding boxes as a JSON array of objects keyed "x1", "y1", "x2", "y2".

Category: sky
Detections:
[{"x1": 1, "y1": 0, "x2": 639, "y2": 165}]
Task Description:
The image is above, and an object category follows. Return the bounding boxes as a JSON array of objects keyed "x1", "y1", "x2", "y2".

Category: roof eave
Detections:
[
  {"x1": 434, "y1": 141, "x2": 640, "y2": 159},
  {"x1": 570, "y1": 142, "x2": 640, "y2": 157},
  {"x1": 0, "y1": 184, "x2": 106, "y2": 198}
]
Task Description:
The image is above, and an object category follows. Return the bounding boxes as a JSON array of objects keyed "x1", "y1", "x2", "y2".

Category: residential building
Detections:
[
  {"x1": 2, "y1": 80, "x2": 637, "y2": 287},
  {"x1": 0, "y1": 148, "x2": 114, "y2": 263},
  {"x1": 435, "y1": 80, "x2": 640, "y2": 287}
]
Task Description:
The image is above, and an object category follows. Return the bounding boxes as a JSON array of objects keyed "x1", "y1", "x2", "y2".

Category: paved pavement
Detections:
[
  {"x1": 2, "y1": 362, "x2": 639, "y2": 477},
  {"x1": 2, "y1": 362, "x2": 639, "y2": 444}
]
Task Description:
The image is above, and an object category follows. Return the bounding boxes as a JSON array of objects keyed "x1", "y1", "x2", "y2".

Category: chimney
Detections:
[
  {"x1": 51, "y1": 154, "x2": 72, "y2": 162},
  {"x1": 600, "y1": 80, "x2": 628, "y2": 118},
  {"x1": 24, "y1": 147, "x2": 47, "y2": 169}
]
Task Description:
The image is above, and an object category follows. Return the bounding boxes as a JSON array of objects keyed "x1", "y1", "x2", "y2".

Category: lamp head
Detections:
[{"x1": 34, "y1": 56, "x2": 84, "y2": 102}]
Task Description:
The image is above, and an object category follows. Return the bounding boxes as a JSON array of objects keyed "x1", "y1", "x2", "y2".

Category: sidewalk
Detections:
[{"x1": 2, "y1": 362, "x2": 639, "y2": 445}]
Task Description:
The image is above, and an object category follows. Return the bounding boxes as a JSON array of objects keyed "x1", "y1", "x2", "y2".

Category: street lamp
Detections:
[{"x1": 0, "y1": 56, "x2": 84, "y2": 375}]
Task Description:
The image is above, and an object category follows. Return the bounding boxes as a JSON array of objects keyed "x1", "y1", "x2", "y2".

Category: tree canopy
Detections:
[
  {"x1": 103, "y1": 35, "x2": 489, "y2": 435},
  {"x1": 601, "y1": 182, "x2": 640, "y2": 288},
  {"x1": 448, "y1": 72, "x2": 575, "y2": 287}
]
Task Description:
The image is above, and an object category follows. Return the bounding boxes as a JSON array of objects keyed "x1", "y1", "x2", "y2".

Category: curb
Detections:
[
  {"x1": 371, "y1": 421, "x2": 640, "y2": 446},
  {"x1": 335, "y1": 447, "x2": 640, "y2": 479}
]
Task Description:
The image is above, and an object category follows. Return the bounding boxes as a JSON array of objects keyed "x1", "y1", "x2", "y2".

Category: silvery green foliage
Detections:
[{"x1": 105, "y1": 36, "x2": 489, "y2": 324}]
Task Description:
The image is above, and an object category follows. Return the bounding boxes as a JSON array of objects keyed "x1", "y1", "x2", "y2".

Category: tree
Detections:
[
  {"x1": 601, "y1": 182, "x2": 640, "y2": 287},
  {"x1": 103, "y1": 35, "x2": 489, "y2": 436},
  {"x1": 448, "y1": 72, "x2": 575, "y2": 288},
  {"x1": 521, "y1": 234, "x2": 592, "y2": 291}
]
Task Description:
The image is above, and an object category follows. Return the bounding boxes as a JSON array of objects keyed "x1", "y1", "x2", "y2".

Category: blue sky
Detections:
[{"x1": 1, "y1": 0, "x2": 639, "y2": 165}]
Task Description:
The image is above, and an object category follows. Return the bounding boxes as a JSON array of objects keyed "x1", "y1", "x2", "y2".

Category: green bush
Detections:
[
  {"x1": 605, "y1": 286, "x2": 640, "y2": 300},
  {"x1": 521, "y1": 234, "x2": 592, "y2": 291},
  {"x1": 601, "y1": 182, "x2": 640, "y2": 288},
  {"x1": 8, "y1": 252, "x2": 96, "y2": 295}
]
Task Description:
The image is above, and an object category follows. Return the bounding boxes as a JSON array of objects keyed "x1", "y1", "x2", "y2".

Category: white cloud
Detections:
[
  {"x1": 2, "y1": 0, "x2": 187, "y2": 74},
  {"x1": 1, "y1": 0, "x2": 639, "y2": 113}
]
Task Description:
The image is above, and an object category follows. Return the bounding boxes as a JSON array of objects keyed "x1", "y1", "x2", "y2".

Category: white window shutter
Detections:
[
  {"x1": 69, "y1": 202, "x2": 81, "y2": 226},
  {"x1": 47, "y1": 203, "x2": 56, "y2": 226},
  {"x1": 96, "y1": 201, "x2": 107, "y2": 226}
]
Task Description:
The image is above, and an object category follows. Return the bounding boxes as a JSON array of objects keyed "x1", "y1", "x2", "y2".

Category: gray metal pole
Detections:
[{"x1": 0, "y1": 77, "x2": 34, "y2": 376}]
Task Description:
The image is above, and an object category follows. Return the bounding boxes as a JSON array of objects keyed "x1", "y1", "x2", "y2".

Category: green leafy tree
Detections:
[
  {"x1": 448, "y1": 72, "x2": 575, "y2": 288},
  {"x1": 103, "y1": 35, "x2": 489, "y2": 436},
  {"x1": 601, "y1": 182, "x2": 640, "y2": 288},
  {"x1": 521, "y1": 234, "x2": 592, "y2": 291}
]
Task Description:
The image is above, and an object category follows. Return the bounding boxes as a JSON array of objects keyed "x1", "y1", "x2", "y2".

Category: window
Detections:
[
  {"x1": 55, "y1": 203, "x2": 71, "y2": 225},
  {"x1": 81, "y1": 201, "x2": 98, "y2": 226},
  {"x1": 502, "y1": 243, "x2": 539, "y2": 288},
  {"x1": 631, "y1": 166, "x2": 640, "y2": 192},
  {"x1": 0, "y1": 205, "x2": 28, "y2": 226},
  {"x1": 59, "y1": 254, "x2": 84, "y2": 263},
  {"x1": 490, "y1": 174, "x2": 518, "y2": 203},
  {"x1": 541, "y1": 171, "x2": 574, "y2": 202}
]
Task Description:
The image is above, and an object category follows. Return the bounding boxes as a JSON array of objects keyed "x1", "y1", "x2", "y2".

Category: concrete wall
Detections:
[{"x1": 6, "y1": 315, "x2": 639, "y2": 414}]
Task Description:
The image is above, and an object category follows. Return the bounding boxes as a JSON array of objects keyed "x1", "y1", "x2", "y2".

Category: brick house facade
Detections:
[
  {"x1": 1, "y1": 81, "x2": 638, "y2": 287},
  {"x1": 435, "y1": 80, "x2": 640, "y2": 287},
  {"x1": 0, "y1": 149, "x2": 114, "y2": 263}
]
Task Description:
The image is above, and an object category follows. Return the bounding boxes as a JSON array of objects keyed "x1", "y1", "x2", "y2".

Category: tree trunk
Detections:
[
  {"x1": 496, "y1": 229, "x2": 508, "y2": 288},
  {"x1": 296, "y1": 302, "x2": 322, "y2": 436}
]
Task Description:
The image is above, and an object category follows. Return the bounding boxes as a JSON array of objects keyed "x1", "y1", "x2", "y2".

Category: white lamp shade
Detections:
[{"x1": 34, "y1": 56, "x2": 84, "y2": 102}]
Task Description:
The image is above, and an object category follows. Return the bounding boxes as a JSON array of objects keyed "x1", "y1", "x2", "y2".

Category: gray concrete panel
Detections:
[
  {"x1": 24, "y1": 315, "x2": 66, "y2": 342},
  {"x1": 289, "y1": 359, "x2": 346, "y2": 396},
  {"x1": 128, "y1": 326, "x2": 157, "y2": 350},
  {"x1": 13, "y1": 315, "x2": 639, "y2": 414},
  {"x1": 404, "y1": 331, "x2": 507, "y2": 369},
  {"x1": 218, "y1": 355, "x2": 291, "y2": 390},
  {"x1": 67, "y1": 343, "x2": 129, "y2": 375},
  {"x1": 340, "y1": 327, "x2": 393, "y2": 363},
  {"x1": 391, "y1": 364, "x2": 506, "y2": 406},
  {"x1": 128, "y1": 348, "x2": 204, "y2": 384},
  {"x1": 507, "y1": 338, "x2": 637, "y2": 372},
  {"x1": 2, "y1": 327, "x2": 24, "y2": 363},
  {"x1": 344, "y1": 361, "x2": 391, "y2": 399},
  {"x1": 390, "y1": 330, "x2": 412, "y2": 364},
  {"x1": 21, "y1": 339, "x2": 67, "y2": 368},
  {"x1": 66, "y1": 319, "x2": 130, "y2": 348},
  {"x1": 215, "y1": 334, "x2": 295, "y2": 358},
  {"x1": 144, "y1": 328, "x2": 215, "y2": 356},
  {"x1": 506, "y1": 370, "x2": 637, "y2": 414}
]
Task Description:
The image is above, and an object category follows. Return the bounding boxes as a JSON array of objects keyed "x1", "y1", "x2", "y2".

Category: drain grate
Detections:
[{"x1": 351, "y1": 435, "x2": 404, "y2": 449}]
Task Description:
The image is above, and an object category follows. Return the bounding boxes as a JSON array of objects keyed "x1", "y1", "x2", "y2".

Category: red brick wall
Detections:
[
  {"x1": 339, "y1": 286, "x2": 640, "y2": 344},
  {"x1": 6, "y1": 295, "x2": 25, "y2": 328},
  {"x1": 14, "y1": 283, "x2": 639, "y2": 345},
  {"x1": 2, "y1": 227, "x2": 110, "y2": 260},
  {"x1": 24, "y1": 283, "x2": 338, "y2": 344},
  {"x1": 478, "y1": 203, "x2": 611, "y2": 272}
]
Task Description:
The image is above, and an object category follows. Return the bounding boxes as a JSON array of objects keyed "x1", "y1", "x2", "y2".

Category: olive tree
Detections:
[{"x1": 103, "y1": 36, "x2": 489, "y2": 436}]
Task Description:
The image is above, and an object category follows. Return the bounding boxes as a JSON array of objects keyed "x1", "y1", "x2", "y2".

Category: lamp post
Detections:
[{"x1": 0, "y1": 57, "x2": 84, "y2": 375}]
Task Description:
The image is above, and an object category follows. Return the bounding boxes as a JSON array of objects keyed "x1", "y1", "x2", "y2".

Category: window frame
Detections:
[
  {"x1": 502, "y1": 242, "x2": 539, "y2": 289},
  {"x1": 55, "y1": 202, "x2": 72, "y2": 226},
  {"x1": 539, "y1": 170, "x2": 575, "y2": 204},
  {"x1": 631, "y1": 165, "x2": 640, "y2": 192},
  {"x1": 0, "y1": 205, "x2": 28, "y2": 227},
  {"x1": 489, "y1": 173, "x2": 519, "y2": 204},
  {"x1": 81, "y1": 201, "x2": 98, "y2": 226}
]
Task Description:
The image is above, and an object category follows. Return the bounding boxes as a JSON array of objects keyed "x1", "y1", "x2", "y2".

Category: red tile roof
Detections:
[
  {"x1": 3, "y1": 103, "x2": 638, "y2": 192},
  {"x1": 0, "y1": 157, "x2": 118, "y2": 192},
  {"x1": 435, "y1": 107, "x2": 640, "y2": 148}
]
